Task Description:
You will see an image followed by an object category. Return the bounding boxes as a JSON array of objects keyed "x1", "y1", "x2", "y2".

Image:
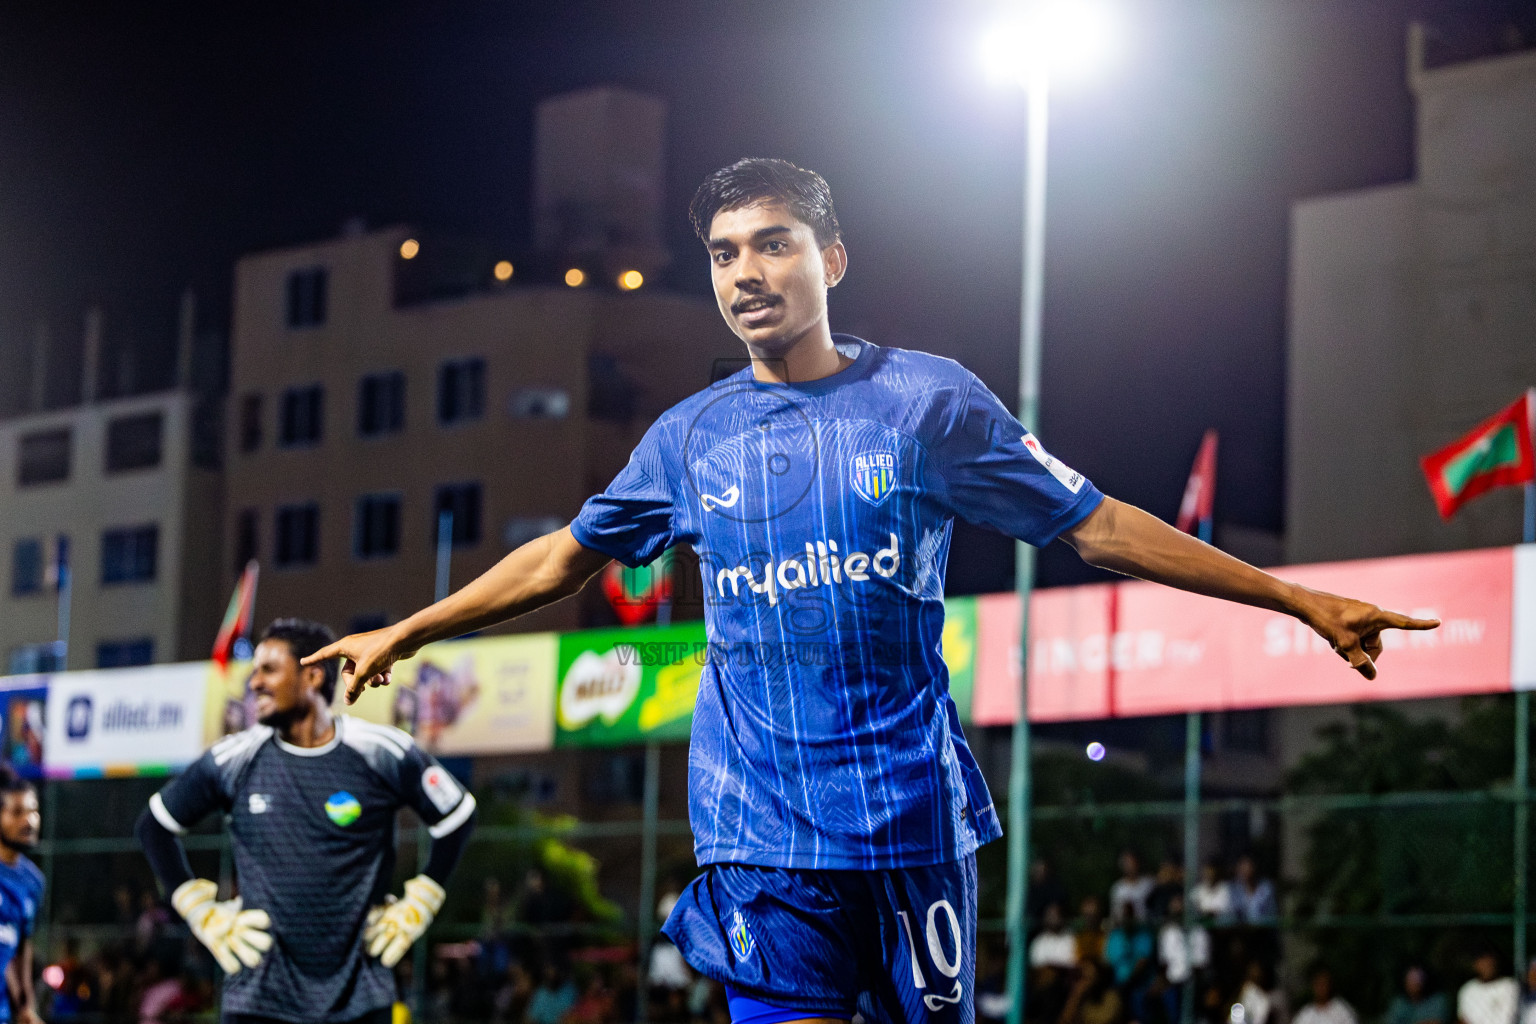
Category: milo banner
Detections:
[
  {"x1": 555, "y1": 622, "x2": 708, "y2": 747},
  {"x1": 206, "y1": 633, "x2": 558, "y2": 755}
]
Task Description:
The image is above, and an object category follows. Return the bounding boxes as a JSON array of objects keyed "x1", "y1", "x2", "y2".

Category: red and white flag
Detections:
[
  {"x1": 212, "y1": 560, "x2": 260, "y2": 669},
  {"x1": 1175, "y1": 429, "x2": 1218, "y2": 536}
]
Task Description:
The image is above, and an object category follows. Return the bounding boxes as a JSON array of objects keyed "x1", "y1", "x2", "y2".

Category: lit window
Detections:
[{"x1": 508, "y1": 388, "x2": 570, "y2": 420}]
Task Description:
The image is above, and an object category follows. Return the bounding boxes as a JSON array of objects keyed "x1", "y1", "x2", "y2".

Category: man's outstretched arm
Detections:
[
  {"x1": 1059, "y1": 497, "x2": 1439, "y2": 679},
  {"x1": 304, "y1": 526, "x2": 611, "y2": 703}
]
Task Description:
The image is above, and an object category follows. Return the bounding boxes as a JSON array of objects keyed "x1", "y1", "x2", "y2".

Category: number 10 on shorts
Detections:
[{"x1": 896, "y1": 899, "x2": 965, "y2": 1011}]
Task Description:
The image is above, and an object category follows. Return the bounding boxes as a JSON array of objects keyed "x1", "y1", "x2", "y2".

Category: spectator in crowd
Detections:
[
  {"x1": 525, "y1": 962, "x2": 578, "y2": 1024},
  {"x1": 1076, "y1": 896, "x2": 1109, "y2": 965},
  {"x1": 976, "y1": 941, "x2": 1010, "y2": 1024},
  {"x1": 1030, "y1": 858, "x2": 1072, "y2": 928},
  {"x1": 1230, "y1": 855, "x2": 1278, "y2": 924},
  {"x1": 1105, "y1": 901, "x2": 1154, "y2": 989},
  {"x1": 1194, "y1": 859, "x2": 1234, "y2": 923},
  {"x1": 490, "y1": 962, "x2": 532, "y2": 1024},
  {"x1": 563, "y1": 968, "x2": 617, "y2": 1024},
  {"x1": 1459, "y1": 949, "x2": 1518, "y2": 1024},
  {"x1": 1292, "y1": 967, "x2": 1357, "y2": 1024},
  {"x1": 1060, "y1": 959, "x2": 1124, "y2": 1024},
  {"x1": 1110, "y1": 851, "x2": 1155, "y2": 922},
  {"x1": 1233, "y1": 960, "x2": 1285, "y2": 1024},
  {"x1": 1520, "y1": 959, "x2": 1536, "y2": 1024},
  {"x1": 1387, "y1": 965, "x2": 1448, "y2": 1024},
  {"x1": 1148, "y1": 858, "x2": 1185, "y2": 923},
  {"x1": 1156, "y1": 894, "x2": 1209, "y2": 1022},
  {"x1": 1030, "y1": 904, "x2": 1078, "y2": 1024}
]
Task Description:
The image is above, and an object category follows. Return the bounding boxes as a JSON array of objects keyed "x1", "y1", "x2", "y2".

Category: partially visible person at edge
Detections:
[
  {"x1": 305, "y1": 158, "x2": 1439, "y2": 1024},
  {"x1": 0, "y1": 763, "x2": 44, "y2": 1024},
  {"x1": 135, "y1": 618, "x2": 478, "y2": 1024}
]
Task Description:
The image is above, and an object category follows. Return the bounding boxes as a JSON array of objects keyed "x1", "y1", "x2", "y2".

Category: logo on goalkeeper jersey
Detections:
[
  {"x1": 324, "y1": 791, "x2": 362, "y2": 827},
  {"x1": 727, "y1": 910, "x2": 756, "y2": 962}
]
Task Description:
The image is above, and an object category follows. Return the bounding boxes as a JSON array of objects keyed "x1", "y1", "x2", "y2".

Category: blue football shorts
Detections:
[{"x1": 661, "y1": 855, "x2": 976, "y2": 1024}]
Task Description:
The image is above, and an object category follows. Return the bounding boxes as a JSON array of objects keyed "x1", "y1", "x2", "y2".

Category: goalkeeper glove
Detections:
[
  {"x1": 171, "y1": 878, "x2": 274, "y2": 975},
  {"x1": 364, "y1": 874, "x2": 445, "y2": 967}
]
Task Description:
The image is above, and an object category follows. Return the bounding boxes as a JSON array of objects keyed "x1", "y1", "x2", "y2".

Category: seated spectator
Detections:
[
  {"x1": 1032, "y1": 903, "x2": 1080, "y2": 970},
  {"x1": 1233, "y1": 961, "x2": 1286, "y2": 1024},
  {"x1": 1060, "y1": 959, "x2": 1123, "y2": 1024},
  {"x1": 1076, "y1": 896, "x2": 1108, "y2": 965},
  {"x1": 1109, "y1": 851, "x2": 1155, "y2": 922},
  {"x1": 562, "y1": 969, "x2": 616, "y2": 1024},
  {"x1": 1387, "y1": 965, "x2": 1447, "y2": 1024},
  {"x1": 1104, "y1": 901, "x2": 1154, "y2": 989},
  {"x1": 1148, "y1": 859, "x2": 1185, "y2": 923},
  {"x1": 1230, "y1": 855, "x2": 1278, "y2": 924},
  {"x1": 1158, "y1": 894, "x2": 1209, "y2": 994},
  {"x1": 1031, "y1": 904, "x2": 1078, "y2": 1024},
  {"x1": 1194, "y1": 859, "x2": 1233, "y2": 923},
  {"x1": 1459, "y1": 949, "x2": 1518, "y2": 1024},
  {"x1": 526, "y1": 963, "x2": 578, "y2": 1024},
  {"x1": 1293, "y1": 967, "x2": 1357, "y2": 1024}
]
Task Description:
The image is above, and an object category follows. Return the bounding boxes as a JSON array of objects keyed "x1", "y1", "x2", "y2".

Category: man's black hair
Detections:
[
  {"x1": 0, "y1": 761, "x2": 33, "y2": 797},
  {"x1": 689, "y1": 158, "x2": 841, "y2": 249},
  {"x1": 260, "y1": 618, "x2": 339, "y2": 703}
]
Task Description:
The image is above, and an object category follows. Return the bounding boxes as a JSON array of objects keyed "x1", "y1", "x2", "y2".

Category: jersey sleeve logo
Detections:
[
  {"x1": 324, "y1": 791, "x2": 363, "y2": 827},
  {"x1": 421, "y1": 766, "x2": 463, "y2": 814},
  {"x1": 1021, "y1": 433, "x2": 1085, "y2": 494},
  {"x1": 850, "y1": 450, "x2": 898, "y2": 505}
]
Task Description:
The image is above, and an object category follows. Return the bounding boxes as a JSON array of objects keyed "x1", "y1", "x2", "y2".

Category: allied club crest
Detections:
[
  {"x1": 849, "y1": 450, "x2": 897, "y2": 505},
  {"x1": 728, "y1": 910, "x2": 756, "y2": 962}
]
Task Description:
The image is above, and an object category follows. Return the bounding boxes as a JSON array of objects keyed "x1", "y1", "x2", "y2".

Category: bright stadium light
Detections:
[{"x1": 979, "y1": 0, "x2": 1118, "y2": 90}]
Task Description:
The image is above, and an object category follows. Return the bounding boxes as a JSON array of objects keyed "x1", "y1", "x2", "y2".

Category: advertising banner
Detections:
[
  {"x1": 974, "y1": 546, "x2": 1516, "y2": 722},
  {"x1": 942, "y1": 596, "x2": 978, "y2": 721},
  {"x1": 45, "y1": 663, "x2": 208, "y2": 777},
  {"x1": 555, "y1": 623, "x2": 708, "y2": 747},
  {"x1": 206, "y1": 634, "x2": 558, "y2": 755}
]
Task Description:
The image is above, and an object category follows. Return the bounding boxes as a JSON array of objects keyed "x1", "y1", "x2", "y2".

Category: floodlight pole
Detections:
[{"x1": 1004, "y1": 44, "x2": 1051, "y2": 1024}]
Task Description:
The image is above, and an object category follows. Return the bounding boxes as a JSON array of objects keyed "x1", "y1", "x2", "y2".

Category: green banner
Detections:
[
  {"x1": 555, "y1": 622, "x2": 708, "y2": 747},
  {"x1": 942, "y1": 595, "x2": 978, "y2": 722}
]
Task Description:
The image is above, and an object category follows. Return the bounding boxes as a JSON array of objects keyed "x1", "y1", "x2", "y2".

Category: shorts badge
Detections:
[{"x1": 728, "y1": 910, "x2": 756, "y2": 962}]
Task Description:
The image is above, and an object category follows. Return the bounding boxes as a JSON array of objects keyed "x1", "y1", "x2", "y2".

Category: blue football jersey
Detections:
[
  {"x1": 0, "y1": 855, "x2": 44, "y2": 1020},
  {"x1": 572, "y1": 337, "x2": 1103, "y2": 869}
]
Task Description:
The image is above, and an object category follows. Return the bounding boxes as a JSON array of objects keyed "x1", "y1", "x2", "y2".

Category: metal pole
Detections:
[
  {"x1": 35, "y1": 780, "x2": 58, "y2": 966},
  {"x1": 636, "y1": 742, "x2": 661, "y2": 1024},
  {"x1": 55, "y1": 536, "x2": 72, "y2": 671},
  {"x1": 1181, "y1": 713, "x2": 1201, "y2": 1024},
  {"x1": 413, "y1": 821, "x2": 430, "y2": 1017},
  {"x1": 1005, "y1": 42, "x2": 1050, "y2": 1024},
  {"x1": 1517, "y1": 692, "x2": 1529, "y2": 972},
  {"x1": 435, "y1": 511, "x2": 454, "y2": 602}
]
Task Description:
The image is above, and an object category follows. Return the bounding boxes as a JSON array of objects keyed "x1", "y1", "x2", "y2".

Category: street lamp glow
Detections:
[
  {"x1": 980, "y1": 1, "x2": 1118, "y2": 89},
  {"x1": 617, "y1": 270, "x2": 644, "y2": 291},
  {"x1": 493, "y1": 260, "x2": 514, "y2": 281},
  {"x1": 564, "y1": 268, "x2": 586, "y2": 287},
  {"x1": 399, "y1": 238, "x2": 420, "y2": 259}
]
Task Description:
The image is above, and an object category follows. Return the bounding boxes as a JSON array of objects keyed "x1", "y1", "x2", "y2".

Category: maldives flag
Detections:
[
  {"x1": 212, "y1": 560, "x2": 260, "y2": 669},
  {"x1": 1420, "y1": 390, "x2": 1535, "y2": 521},
  {"x1": 1175, "y1": 429, "x2": 1218, "y2": 537},
  {"x1": 602, "y1": 549, "x2": 674, "y2": 627}
]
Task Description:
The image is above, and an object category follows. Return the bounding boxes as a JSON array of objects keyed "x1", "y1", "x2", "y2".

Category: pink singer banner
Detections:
[{"x1": 972, "y1": 546, "x2": 1515, "y2": 724}]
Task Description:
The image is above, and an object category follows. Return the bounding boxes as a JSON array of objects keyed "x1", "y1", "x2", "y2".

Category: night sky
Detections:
[{"x1": 2, "y1": 0, "x2": 1531, "y2": 589}]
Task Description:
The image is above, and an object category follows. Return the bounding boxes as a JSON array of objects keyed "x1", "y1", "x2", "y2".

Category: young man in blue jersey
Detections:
[
  {"x1": 307, "y1": 159, "x2": 1438, "y2": 1024},
  {"x1": 0, "y1": 764, "x2": 44, "y2": 1024}
]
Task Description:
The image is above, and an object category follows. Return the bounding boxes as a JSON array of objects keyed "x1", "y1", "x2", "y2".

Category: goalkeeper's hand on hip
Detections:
[
  {"x1": 364, "y1": 875, "x2": 445, "y2": 967},
  {"x1": 172, "y1": 879, "x2": 273, "y2": 975}
]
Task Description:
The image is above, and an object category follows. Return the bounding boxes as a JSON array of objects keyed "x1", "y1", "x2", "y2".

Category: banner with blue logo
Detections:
[{"x1": 42, "y1": 663, "x2": 208, "y2": 777}]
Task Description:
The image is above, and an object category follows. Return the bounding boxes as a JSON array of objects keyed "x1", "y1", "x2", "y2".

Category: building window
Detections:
[
  {"x1": 503, "y1": 515, "x2": 564, "y2": 551},
  {"x1": 359, "y1": 372, "x2": 406, "y2": 437},
  {"x1": 279, "y1": 385, "x2": 325, "y2": 447},
  {"x1": 8, "y1": 643, "x2": 64, "y2": 676},
  {"x1": 437, "y1": 358, "x2": 485, "y2": 425},
  {"x1": 105, "y1": 412, "x2": 164, "y2": 473},
  {"x1": 17, "y1": 429, "x2": 71, "y2": 486},
  {"x1": 432, "y1": 483, "x2": 483, "y2": 548},
  {"x1": 235, "y1": 509, "x2": 259, "y2": 568},
  {"x1": 97, "y1": 638, "x2": 154, "y2": 669},
  {"x1": 11, "y1": 539, "x2": 43, "y2": 596},
  {"x1": 355, "y1": 493, "x2": 402, "y2": 559},
  {"x1": 587, "y1": 353, "x2": 637, "y2": 423},
  {"x1": 275, "y1": 504, "x2": 320, "y2": 567},
  {"x1": 509, "y1": 388, "x2": 570, "y2": 420},
  {"x1": 102, "y1": 525, "x2": 159, "y2": 585},
  {"x1": 286, "y1": 267, "x2": 328, "y2": 328},
  {"x1": 239, "y1": 394, "x2": 264, "y2": 453},
  {"x1": 349, "y1": 612, "x2": 390, "y2": 634}
]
